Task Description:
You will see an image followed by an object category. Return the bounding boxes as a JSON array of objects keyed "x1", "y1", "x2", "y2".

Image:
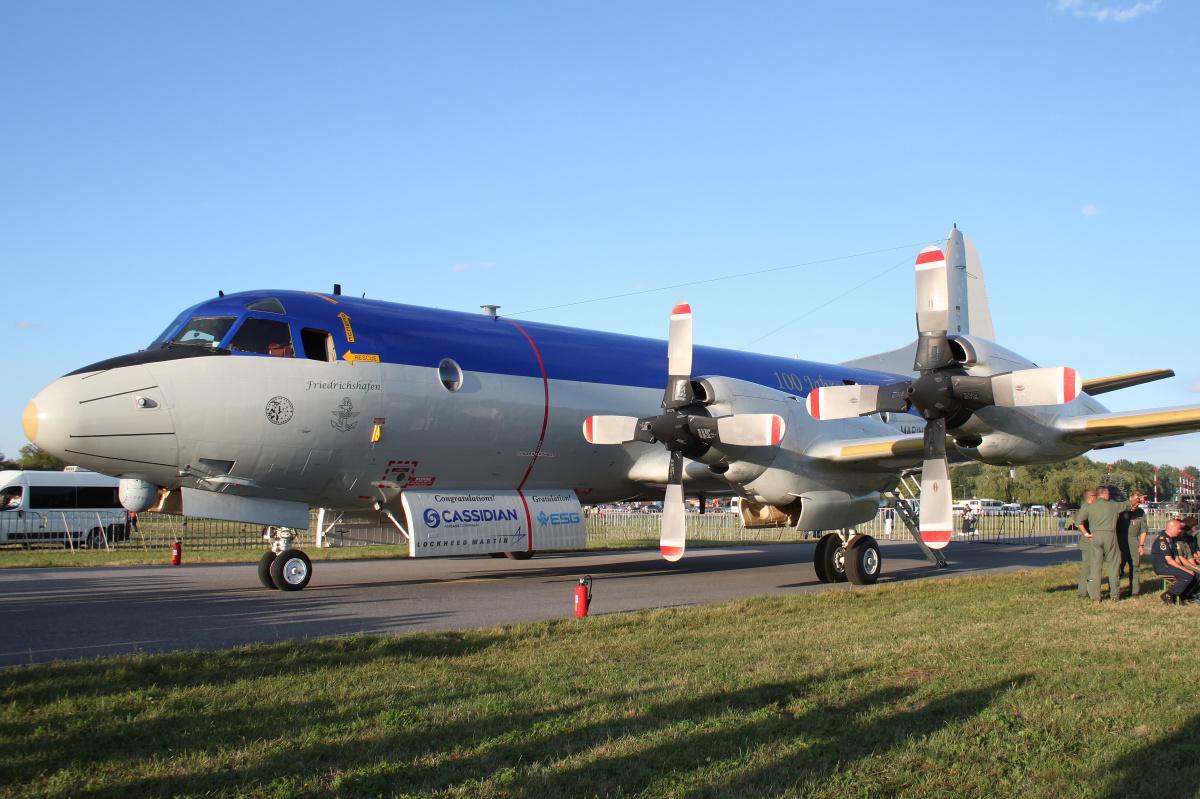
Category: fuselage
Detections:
[{"x1": 24, "y1": 290, "x2": 915, "y2": 511}]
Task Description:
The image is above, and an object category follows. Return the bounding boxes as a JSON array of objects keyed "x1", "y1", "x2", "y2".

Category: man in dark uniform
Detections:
[
  {"x1": 1116, "y1": 492, "x2": 1148, "y2": 597},
  {"x1": 1152, "y1": 518, "x2": 1198, "y2": 605},
  {"x1": 1074, "y1": 487, "x2": 1131, "y2": 602}
]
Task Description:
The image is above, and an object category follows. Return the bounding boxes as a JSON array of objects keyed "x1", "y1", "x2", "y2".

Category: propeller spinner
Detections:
[
  {"x1": 806, "y1": 230, "x2": 1081, "y2": 548},
  {"x1": 583, "y1": 301, "x2": 785, "y2": 562}
]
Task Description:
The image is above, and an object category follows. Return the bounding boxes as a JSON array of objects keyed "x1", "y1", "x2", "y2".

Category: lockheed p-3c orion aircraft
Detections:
[{"x1": 22, "y1": 227, "x2": 1200, "y2": 590}]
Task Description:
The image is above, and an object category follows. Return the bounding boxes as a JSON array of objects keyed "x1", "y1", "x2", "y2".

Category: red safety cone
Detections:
[{"x1": 574, "y1": 575, "x2": 592, "y2": 617}]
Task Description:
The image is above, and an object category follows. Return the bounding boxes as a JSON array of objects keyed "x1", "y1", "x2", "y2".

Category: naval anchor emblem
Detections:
[{"x1": 331, "y1": 397, "x2": 360, "y2": 432}]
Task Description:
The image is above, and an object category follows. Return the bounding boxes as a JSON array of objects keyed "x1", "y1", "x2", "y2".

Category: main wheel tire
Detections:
[
  {"x1": 269, "y1": 549, "x2": 312, "y2": 591},
  {"x1": 845, "y1": 535, "x2": 882, "y2": 586},
  {"x1": 818, "y1": 533, "x2": 848, "y2": 583},
  {"x1": 505, "y1": 550, "x2": 534, "y2": 560},
  {"x1": 814, "y1": 534, "x2": 833, "y2": 583},
  {"x1": 258, "y1": 551, "x2": 279, "y2": 589}
]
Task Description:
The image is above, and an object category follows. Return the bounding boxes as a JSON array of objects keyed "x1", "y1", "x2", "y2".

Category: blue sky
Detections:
[{"x1": 3, "y1": 1, "x2": 1197, "y2": 471}]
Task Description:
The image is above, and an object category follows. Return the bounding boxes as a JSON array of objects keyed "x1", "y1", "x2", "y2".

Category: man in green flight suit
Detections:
[
  {"x1": 1116, "y1": 491, "x2": 1148, "y2": 597},
  {"x1": 1074, "y1": 486, "x2": 1133, "y2": 602},
  {"x1": 1077, "y1": 489, "x2": 1097, "y2": 598}
]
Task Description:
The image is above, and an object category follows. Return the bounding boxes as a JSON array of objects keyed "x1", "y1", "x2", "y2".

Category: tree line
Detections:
[{"x1": 950, "y1": 456, "x2": 1199, "y2": 506}]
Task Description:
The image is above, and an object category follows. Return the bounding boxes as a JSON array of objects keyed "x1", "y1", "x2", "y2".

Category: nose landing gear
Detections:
[{"x1": 259, "y1": 526, "x2": 313, "y2": 591}]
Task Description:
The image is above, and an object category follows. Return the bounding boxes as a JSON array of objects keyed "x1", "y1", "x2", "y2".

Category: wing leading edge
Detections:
[{"x1": 1055, "y1": 405, "x2": 1200, "y2": 447}]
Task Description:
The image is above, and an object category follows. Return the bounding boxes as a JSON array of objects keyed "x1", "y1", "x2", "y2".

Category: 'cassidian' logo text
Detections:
[{"x1": 422, "y1": 508, "x2": 521, "y2": 527}]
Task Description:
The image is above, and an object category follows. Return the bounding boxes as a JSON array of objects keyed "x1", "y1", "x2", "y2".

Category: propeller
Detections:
[
  {"x1": 805, "y1": 230, "x2": 1082, "y2": 549},
  {"x1": 583, "y1": 301, "x2": 785, "y2": 562}
]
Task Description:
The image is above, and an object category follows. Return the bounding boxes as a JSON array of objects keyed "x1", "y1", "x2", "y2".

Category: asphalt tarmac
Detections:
[{"x1": 0, "y1": 540, "x2": 1079, "y2": 667}]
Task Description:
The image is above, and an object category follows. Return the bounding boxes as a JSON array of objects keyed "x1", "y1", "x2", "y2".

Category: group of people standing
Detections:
[
  {"x1": 1073, "y1": 488, "x2": 1147, "y2": 602},
  {"x1": 1073, "y1": 487, "x2": 1200, "y2": 605}
]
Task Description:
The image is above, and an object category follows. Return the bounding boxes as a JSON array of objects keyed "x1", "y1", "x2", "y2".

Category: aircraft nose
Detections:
[{"x1": 25, "y1": 365, "x2": 179, "y2": 478}]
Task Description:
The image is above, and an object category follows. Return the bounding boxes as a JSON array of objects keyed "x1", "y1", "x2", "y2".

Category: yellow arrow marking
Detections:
[
  {"x1": 342, "y1": 350, "x2": 380, "y2": 364},
  {"x1": 338, "y1": 312, "x2": 355, "y2": 342}
]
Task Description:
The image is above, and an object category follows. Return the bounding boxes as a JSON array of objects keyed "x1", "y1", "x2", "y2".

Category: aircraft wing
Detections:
[
  {"x1": 1055, "y1": 405, "x2": 1200, "y2": 447},
  {"x1": 805, "y1": 433, "x2": 931, "y2": 468}
]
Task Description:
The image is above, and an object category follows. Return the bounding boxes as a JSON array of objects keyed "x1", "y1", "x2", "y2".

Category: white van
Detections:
[
  {"x1": 965, "y1": 498, "x2": 1004, "y2": 516},
  {"x1": 0, "y1": 469, "x2": 130, "y2": 548}
]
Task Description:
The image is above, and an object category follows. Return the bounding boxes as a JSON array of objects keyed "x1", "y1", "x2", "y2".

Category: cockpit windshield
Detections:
[
  {"x1": 169, "y1": 317, "x2": 237, "y2": 348},
  {"x1": 148, "y1": 315, "x2": 186, "y2": 349}
]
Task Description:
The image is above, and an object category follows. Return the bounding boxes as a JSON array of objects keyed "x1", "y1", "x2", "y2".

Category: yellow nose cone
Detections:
[{"x1": 22, "y1": 401, "x2": 38, "y2": 443}]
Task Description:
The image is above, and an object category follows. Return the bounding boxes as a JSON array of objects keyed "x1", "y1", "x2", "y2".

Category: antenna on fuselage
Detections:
[
  {"x1": 333, "y1": 284, "x2": 342, "y2": 296},
  {"x1": 481, "y1": 305, "x2": 500, "y2": 319},
  {"x1": 219, "y1": 291, "x2": 224, "y2": 297}
]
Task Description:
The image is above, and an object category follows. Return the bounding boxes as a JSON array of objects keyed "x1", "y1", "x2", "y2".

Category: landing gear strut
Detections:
[
  {"x1": 814, "y1": 531, "x2": 881, "y2": 586},
  {"x1": 260, "y1": 526, "x2": 313, "y2": 591}
]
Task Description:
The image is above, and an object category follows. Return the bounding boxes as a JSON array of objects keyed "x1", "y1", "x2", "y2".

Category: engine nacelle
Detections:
[
  {"x1": 946, "y1": 334, "x2": 1038, "y2": 375},
  {"x1": 692, "y1": 376, "x2": 898, "y2": 525}
]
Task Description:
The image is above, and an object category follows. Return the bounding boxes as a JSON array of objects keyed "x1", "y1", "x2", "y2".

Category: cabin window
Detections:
[
  {"x1": 245, "y1": 298, "x2": 287, "y2": 315},
  {"x1": 170, "y1": 317, "x2": 237, "y2": 348},
  {"x1": 2, "y1": 487, "x2": 22, "y2": 510},
  {"x1": 228, "y1": 318, "x2": 295, "y2": 357},
  {"x1": 301, "y1": 329, "x2": 334, "y2": 362},
  {"x1": 439, "y1": 359, "x2": 463, "y2": 392}
]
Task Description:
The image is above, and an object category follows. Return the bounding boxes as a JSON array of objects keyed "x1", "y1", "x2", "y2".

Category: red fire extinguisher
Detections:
[
  {"x1": 574, "y1": 575, "x2": 592, "y2": 617},
  {"x1": 170, "y1": 540, "x2": 182, "y2": 565}
]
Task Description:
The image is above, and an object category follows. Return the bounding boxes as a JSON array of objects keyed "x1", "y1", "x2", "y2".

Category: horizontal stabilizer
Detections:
[{"x1": 1083, "y1": 369, "x2": 1175, "y2": 396}]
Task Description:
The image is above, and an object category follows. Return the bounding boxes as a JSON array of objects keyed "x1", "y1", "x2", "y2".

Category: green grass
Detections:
[{"x1": 1, "y1": 563, "x2": 1196, "y2": 797}]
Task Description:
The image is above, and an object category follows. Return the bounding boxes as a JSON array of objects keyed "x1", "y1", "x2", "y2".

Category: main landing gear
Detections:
[
  {"x1": 814, "y1": 531, "x2": 881, "y2": 586},
  {"x1": 259, "y1": 526, "x2": 313, "y2": 591}
]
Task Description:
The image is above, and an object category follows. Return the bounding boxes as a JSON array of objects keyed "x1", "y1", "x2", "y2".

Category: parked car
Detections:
[{"x1": 1028, "y1": 505, "x2": 1049, "y2": 516}]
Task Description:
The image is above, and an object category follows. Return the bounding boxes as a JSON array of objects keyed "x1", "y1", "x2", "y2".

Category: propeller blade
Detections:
[
  {"x1": 990, "y1": 367, "x2": 1082, "y2": 407},
  {"x1": 664, "y1": 301, "x2": 694, "y2": 409},
  {"x1": 914, "y1": 246, "x2": 954, "y2": 371},
  {"x1": 714, "y1": 414, "x2": 785, "y2": 446},
  {"x1": 914, "y1": 246, "x2": 950, "y2": 335},
  {"x1": 661, "y1": 451, "x2": 686, "y2": 561},
  {"x1": 806, "y1": 385, "x2": 881, "y2": 420},
  {"x1": 583, "y1": 415, "x2": 640, "y2": 445},
  {"x1": 918, "y1": 418, "x2": 953, "y2": 549}
]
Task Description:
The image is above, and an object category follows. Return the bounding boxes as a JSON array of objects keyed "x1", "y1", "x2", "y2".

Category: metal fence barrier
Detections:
[{"x1": 0, "y1": 507, "x2": 1169, "y2": 552}]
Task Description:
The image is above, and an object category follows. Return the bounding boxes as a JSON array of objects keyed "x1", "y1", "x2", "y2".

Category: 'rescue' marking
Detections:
[{"x1": 342, "y1": 350, "x2": 380, "y2": 364}]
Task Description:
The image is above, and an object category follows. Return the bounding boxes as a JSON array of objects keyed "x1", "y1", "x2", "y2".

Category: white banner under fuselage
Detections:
[{"x1": 401, "y1": 490, "x2": 585, "y2": 557}]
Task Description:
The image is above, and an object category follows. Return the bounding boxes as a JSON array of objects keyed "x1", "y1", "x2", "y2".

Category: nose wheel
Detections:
[{"x1": 260, "y1": 526, "x2": 313, "y2": 591}]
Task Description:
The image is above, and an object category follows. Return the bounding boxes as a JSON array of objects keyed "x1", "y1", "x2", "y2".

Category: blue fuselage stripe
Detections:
[{"x1": 167, "y1": 290, "x2": 908, "y2": 396}]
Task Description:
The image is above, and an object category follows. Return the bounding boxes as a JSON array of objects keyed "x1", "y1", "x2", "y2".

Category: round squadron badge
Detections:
[{"x1": 265, "y1": 396, "x2": 294, "y2": 425}]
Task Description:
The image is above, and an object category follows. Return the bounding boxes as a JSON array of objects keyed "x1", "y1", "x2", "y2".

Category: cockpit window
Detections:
[
  {"x1": 228, "y1": 317, "x2": 295, "y2": 357},
  {"x1": 149, "y1": 315, "x2": 187, "y2": 349},
  {"x1": 245, "y1": 298, "x2": 286, "y2": 315},
  {"x1": 170, "y1": 317, "x2": 237, "y2": 348}
]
